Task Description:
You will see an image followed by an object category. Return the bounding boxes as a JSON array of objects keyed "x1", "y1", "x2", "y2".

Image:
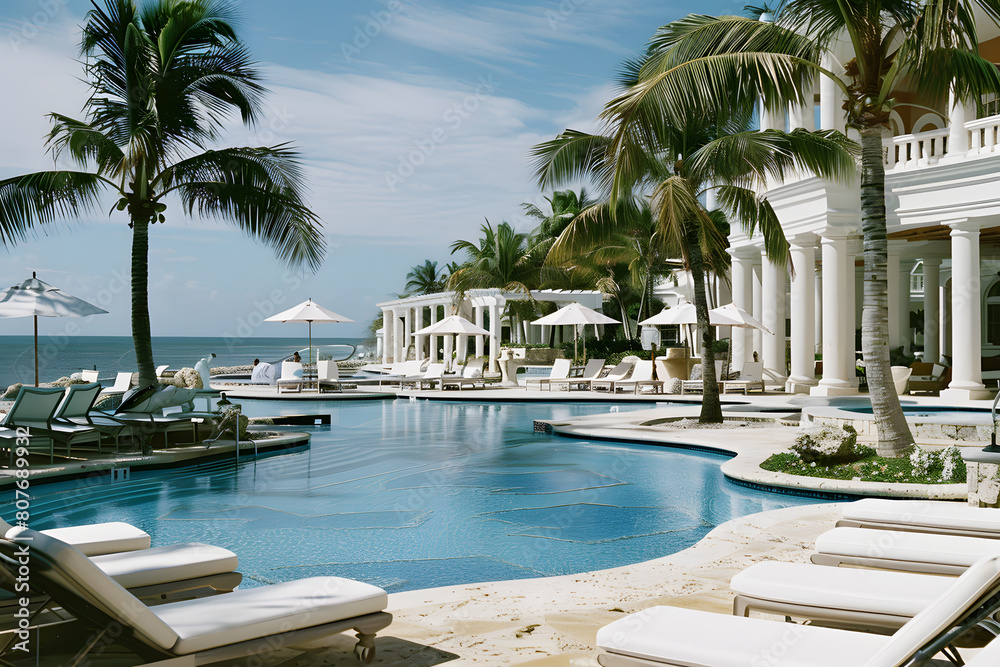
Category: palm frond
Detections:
[
  {"x1": 46, "y1": 114, "x2": 128, "y2": 178},
  {"x1": 714, "y1": 184, "x2": 789, "y2": 267},
  {"x1": 0, "y1": 171, "x2": 110, "y2": 246}
]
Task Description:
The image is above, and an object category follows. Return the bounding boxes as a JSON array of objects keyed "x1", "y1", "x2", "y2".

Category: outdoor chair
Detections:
[
  {"x1": 0, "y1": 517, "x2": 150, "y2": 557},
  {"x1": 681, "y1": 361, "x2": 724, "y2": 394},
  {"x1": 0, "y1": 526, "x2": 392, "y2": 665},
  {"x1": 908, "y1": 362, "x2": 950, "y2": 394},
  {"x1": 596, "y1": 549, "x2": 1000, "y2": 666},
  {"x1": 54, "y1": 382, "x2": 127, "y2": 452},
  {"x1": 440, "y1": 358, "x2": 486, "y2": 390},
  {"x1": 400, "y1": 363, "x2": 446, "y2": 390},
  {"x1": 80, "y1": 369, "x2": 99, "y2": 383},
  {"x1": 569, "y1": 358, "x2": 605, "y2": 391},
  {"x1": 811, "y1": 527, "x2": 999, "y2": 575},
  {"x1": 721, "y1": 361, "x2": 765, "y2": 394},
  {"x1": 100, "y1": 371, "x2": 134, "y2": 397},
  {"x1": 525, "y1": 358, "x2": 572, "y2": 391},
  {"x1": 891, "y1": 365, "x2": 912, "y2": 395},
  {"x1": 588, "y1": 361, "x2": 634, "y2": 392},
  {"x1": 608, "y1": 360, "x2": 664, "y2": 394},
  {"x1": 839, "y1": 498, "x2": 1000, "y2": 539},
  {"x1": 317, "y1": 360, "x2": 343, "y2": 393},
  {"x1": 0, "y1": 386, "x2": 99, "y2": 461},
  {"x1": 276, "y1": 361, "x2": 305, "y2": 393},
  {"x1": 113, "y1": 386, "x2": 202, "y2": 447}
]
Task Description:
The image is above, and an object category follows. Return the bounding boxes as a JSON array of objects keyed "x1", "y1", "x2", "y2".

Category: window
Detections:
[{"x1": 987, "y1": 281, "x2": 1000, "y2": 345}]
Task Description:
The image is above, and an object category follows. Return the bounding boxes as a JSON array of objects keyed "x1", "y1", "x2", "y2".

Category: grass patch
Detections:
[{"x1": 760, "y1": 451, "x2": 966, "y2": 485}]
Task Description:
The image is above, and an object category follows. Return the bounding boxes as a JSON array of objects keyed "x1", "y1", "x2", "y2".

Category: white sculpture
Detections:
[{"x1": 194, "y1": 353, "x2": 216, "y2": 390}]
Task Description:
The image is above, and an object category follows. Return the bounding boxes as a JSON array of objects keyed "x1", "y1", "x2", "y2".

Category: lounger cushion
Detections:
[
  {"x1": 731, "y1": 561, "x2": 953, "y2": 618},
  {"x1": 843, "y1": 498, "x2": 1000, "y2": 534},
  {"x1": 596, "y1": 606, "x2": 888, "y2": 666},
  {"x1": 817, "y1": 527, "x2": 1000, "y2": 568},
  {"x1": 92, "y1": 543, "x2": 238, "y2": 589},
  {"x1": 154, "y1": 576, "x2": 388, "y2": 654},
  {"x1": 5, "y1": 526, "x2": 179, "y2": 650},
  {"x1": 37, "y1": 521, "x2": 151, "y2": 556}
]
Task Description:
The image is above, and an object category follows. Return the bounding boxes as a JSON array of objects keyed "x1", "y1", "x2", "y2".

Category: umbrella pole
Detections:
[
  {"x1": 34, "y1": 315, "x2": 38, "y2": 387},
  {"x1": 308, "y1": 321, "x2": 314, "y2": 391}
]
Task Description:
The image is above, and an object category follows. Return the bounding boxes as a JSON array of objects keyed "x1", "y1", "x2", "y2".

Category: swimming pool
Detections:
[{"x1": 13, "y1": 400, "x2": 827, "y2": 593}]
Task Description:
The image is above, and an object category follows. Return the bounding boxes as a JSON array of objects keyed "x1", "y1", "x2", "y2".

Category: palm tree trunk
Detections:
[
  {"x1": 859, "y1": 128, "x2": 914, "y2": 455},
  {"x1": 690, "y1": 245, "x2": 722, "y2": 423},
  {"x1": 131, "y1": 218, "x2": 157, "y2": 388}
]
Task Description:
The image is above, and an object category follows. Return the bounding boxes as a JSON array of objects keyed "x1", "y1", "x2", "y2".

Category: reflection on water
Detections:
[{"x1": 15, "y1": 400, "x2": 828, "y2": 593}]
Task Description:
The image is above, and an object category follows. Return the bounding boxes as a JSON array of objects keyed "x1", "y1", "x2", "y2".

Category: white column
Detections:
[
  {"x1": 814, "y1": 270, "x2": 823, "y2": 355},
  {"x1": 415, "y1": 307, "x2": 425, "y2": 360},
  {"x1": 923, "y1": 258, "x2": 940, "y2": 364},
  {"x1": 429, "y1": 305, "x2": 439, "y2": 363},
  {"x1": 847, "y1": 241, "x2": 859, "y2": 385},
  {"x1": 487, "y1": 304, "x2": 500, "y2": 373},
  {"x1": 898, "y1": 262, "x2": 911, "y2": 353},
  {"x1": 941, "y1": 282, "x2": 951, "y2": 358},
  {"x1": 731, "y1": 254, "x2": 754, "y2": 372},
  {"x1": 392, "y1": 308, "x2": 404, "y2": 363},
  {"x1": 752, "y1": 262, "x2": 763, "y2": 360},
  {"x1": 402, "y1": 307, "x2": 412, "y2": 361},
  {"x1": 887, "y1": 253, "x2": 901, "y2": 348},
  {"x1": 812, "y1": 235, "x2": 857, "y2": 395},
  {"x1": 788, "y1": 99, "x2": 816, "y2": 131},
  {"x1": 761, "y1": 250, "x2": 787, "y2": 383},
  {"x1": 946, "y1": 87, "x2": 971, "y2": 158},
  {"x1": 443, "y1": 303, "x2": 455, "y2": 371},
  {"x1": 474, "y1": 307, "x2": 485, "y2": 358},
  {"x1": 942, "y1": 223, "x2": 989, "y2": 399},
  {"x1": 819, "y1": 53, "x2": 847, "y2": 134},
  {"x1": 786, "y1": 240, "x2": 817, "y2": 393},
  {"x1": 381, "y1": 308, "x2": 392, "y2": 365}
]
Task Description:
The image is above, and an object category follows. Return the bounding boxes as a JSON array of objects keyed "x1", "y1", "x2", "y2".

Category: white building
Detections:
[{"x1": 734, "y1": 32, "x2": 1000, "y2": 400}]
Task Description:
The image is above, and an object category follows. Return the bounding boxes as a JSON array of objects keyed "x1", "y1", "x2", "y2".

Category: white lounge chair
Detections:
[
  {"x1": 721, "y1": 361, "x2": 765, "y2": 394},
  {"x1": 681, "y1": 360, "x2": 724, "y2": 394},
  {"x1": 525, "y1": 359, "x2": 572, "y2": 391},
  {"x1": 317, "y1": 360, "x2": 343, "y2": 393},
  {"x1": 0, "y1": 517, "x2": 150, "y2": 556},
  {"x1": 811, "y1": 526, "x2": 1000, "y2": 575},
  {"x1": 569, "y1": 359, "x2": 605, "y2": 391},
  {"x1": 277, "y1": 361, "x2": 304, "y2": 393},
  {"x1": 588, "y1": 361, "x2": 633, "y2": 392},
  {"x1": 400, "y1": 363, "x2": 446, "y2": 390},
  {"x1": 610, "y1": 359, "x2": 664, "y2": 394},
  {"x1": 100, "y1": 371, "x2": 134, "y2": 397},
  {"x1": 838, "y1": 498, "x2": 1000, "y2": 539},
  {"x1": 0, "y1": 526, "x2": 392, "y2": 665},
  {"x1": 891, "y1": 365, "x2": 912, "y2": 395},
  {"x1": 596, "y1": 549, "x2": 1000, "y2": 666},
  {"x1": 80, "y1": 369, "x2": 99, "y2": 383},
  {"x1": 440, "y1": 358, "x2": 486, "y2": 390}
]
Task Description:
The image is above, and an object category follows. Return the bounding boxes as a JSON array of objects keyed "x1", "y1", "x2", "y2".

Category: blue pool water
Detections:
[{"x1": 11, "y1": 401, "x2": 828, "y2": 593}]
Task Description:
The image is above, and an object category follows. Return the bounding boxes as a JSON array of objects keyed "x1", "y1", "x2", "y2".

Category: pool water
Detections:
[{"x1": 13, "y1": 400, "x2": 827, "y2": 593}]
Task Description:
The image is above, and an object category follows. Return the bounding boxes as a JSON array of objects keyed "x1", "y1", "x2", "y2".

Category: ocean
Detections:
[{"x1": 0, "y1": 335, "x2": 370, "y2": 389}]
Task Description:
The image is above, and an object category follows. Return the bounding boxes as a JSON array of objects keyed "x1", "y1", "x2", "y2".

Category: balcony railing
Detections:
[{"x1": 884, "y1": 114, "x2": 1000, "y2": 171}]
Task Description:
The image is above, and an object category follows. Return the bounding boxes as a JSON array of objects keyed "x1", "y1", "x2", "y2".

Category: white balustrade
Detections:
[
  {"x1": 966, "y1": 116, "x2": 1000, "y2": 155},
  {"x1": 884, "y1": 128, "x2": 949, "y2": 171}
]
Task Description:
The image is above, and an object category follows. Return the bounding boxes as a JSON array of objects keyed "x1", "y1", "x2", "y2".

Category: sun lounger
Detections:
[
  {"x1": 525, "y1": 358, "x2": 572, "y2": 391},
  {"x1": 811, "y1": 526, "x2": 1000, "y2": 575},
  {"x1": 596, "y1": 549, "x2": 1000, "y2": 666},
  {"x1": 0, "y1": 526, "x2": 392, "y2": 665},
  {"x1": 80, "y1": 369, "x2": 99, "y2": 383},
  {"x1": 721, "y1": 361, "x2": 765, "y2": 394},
  {"x1": 440, "y1": 358, "x2": 486, "y2": 390},
  {"x1": 588, "y1": 361, "x2": 633, "y2": 392},
  {"x1": 317, "y1": 360, "x2": 343, "y2": 392},
  {"x1": 568, "y1": 358, "x2": 605, "y2": 391},
  {"x1": 0, "y1": 386, "x2": 100, "y2": 461},
  {"x1": 277, "y1": 361, "x2": 305, "y2": 392},
  {"x1": 100, "y1": 371, "x2": 134, "y2": 397},
  {"x1": 609, "y1": 360, "x2": 664, "y2": 394},
  {"x1": 55, "y1": 382, "x2": 127, "y2": 452},
  {"x1": 0, "y1": 517, "x2": 150, "y2": 556},
  {"x1": 681, "y1": 360, "x2": 724, "y2": 394},
  {"x1": 400, "y1": 362, "x2": 446, "y2": 390},
  {"x1": 113, "y1": 387, "x2": 201, "y2": 447},
  {"x1": 838, "y1": 498, "x2": 1000, "y2": 539},
  {"x1": 731, "y1": 560, "x2": 959, "y2": 631}
]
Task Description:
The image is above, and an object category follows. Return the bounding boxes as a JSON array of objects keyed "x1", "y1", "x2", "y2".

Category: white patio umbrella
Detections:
[
  {"x1": 265, "y1": 299, "x2": 354, "y2": 389},
  {"x1": 413, "y1": 315, "x2": 489, "y2": 370},
  {"x1": 532, "y1": 302, "x2": 619, "y2": 361},
  {"x1": 639, "y1": 303, "x2": 740, "y2": 327},
  {"x1": 0, "y1": 272, "x2": 108, "y2": 386},
  {"x1": 711, "y1": 303, "x2": 772, "y2": 335}
]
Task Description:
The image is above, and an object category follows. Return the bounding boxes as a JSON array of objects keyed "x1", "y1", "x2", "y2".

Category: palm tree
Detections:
[
  {"x1": 627, "y1": 3, "x2": 1000, "y2": 452},
  {"x1": 0, "y1": 0, "x2": 324, "y2": 388},
  {"x1": 448, "y1": 220, "x2": 540, "y2": 343},
  {"x1": 404, "y1": 259, "x2": 447, "y2": 295},
  {"x1": 533, "y1": 97, "x2": 854, "y2": 423}
]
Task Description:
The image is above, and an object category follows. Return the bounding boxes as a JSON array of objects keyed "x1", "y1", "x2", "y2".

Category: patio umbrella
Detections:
[
  {"x1": 639, "y1": 303, "x2": 740, "y2": 327},
  {"x1": 265, "y1": 299, "x2": 354, "y2": 389},
  {"x1": 532, "y1": 302, "x2": 619, "y2": 361},
  {"x1": 710, "y1": 303, "x2": 772, "y2": 334},
  {"x1": 0, "y1": 272, "x2": 108, "y2": 386},
  {"x1": 413, "y1": 315, "x2": 489, "y2": 371}
]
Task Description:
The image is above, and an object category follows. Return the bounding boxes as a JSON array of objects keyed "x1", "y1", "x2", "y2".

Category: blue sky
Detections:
[{"x1": 0, "y1": 0, "x2": 739, "y2": 339}]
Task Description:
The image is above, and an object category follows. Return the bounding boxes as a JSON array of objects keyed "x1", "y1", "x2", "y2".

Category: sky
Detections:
[{"x1": 0, "y1": 0, "x2": 740, "y2": 339}]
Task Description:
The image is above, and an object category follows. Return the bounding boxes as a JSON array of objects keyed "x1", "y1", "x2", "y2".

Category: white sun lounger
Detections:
[
  {"x1": 1, "y1": 526, "x2": 391, "y2": 665},
  {"x1": 839, "y1": 498, "x2": 1000, "y2": 539},
  {"x1": 525, "y1": 358, "x2": 572, "y2": 391},
  {"x1": 596, "y1": 550, "x2": 1000, "y2": 666},
  {"x1": 0, "y1": 517, "x2": 150, "y2": 556},
  {"x1": 811, "y1": 526, "x2": 1000, "y2": 575},
  {"x1": 610, "y1": 360, "x2": 664, "y2": 394},
  {"x1": 588, "y1": 361, "x2": 633, "y2": 392},
  {"x1": 439, "y1": 358, "x2": 486, "y2": 390}
]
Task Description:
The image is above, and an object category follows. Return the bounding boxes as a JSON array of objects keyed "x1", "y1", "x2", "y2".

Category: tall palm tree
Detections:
[
  {"x1": 625, "y1": 3, "x2": 1000, "y2": 452},
  {"x1": 533, "y1": 100, "x2": 854, "y2": 423},
  {"x1": 404, "y1": 259, "x2": 447, "y2": 295},
  {"x1": 0, "y1": 0, "x2": 324, "y2": 388}
]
